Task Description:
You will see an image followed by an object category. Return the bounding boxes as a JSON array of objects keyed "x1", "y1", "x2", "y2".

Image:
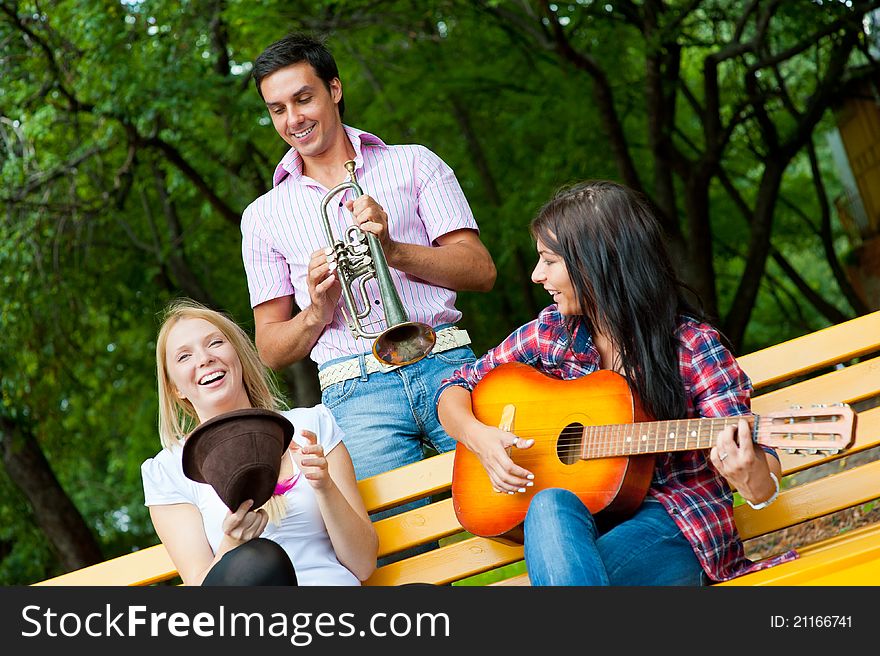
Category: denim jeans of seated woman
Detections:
[
  {"x1": 321, "y1": 342, "x2": 476, "y2": 565},
  {"x1": 524, "y1": 488, "x2": 706, "y2": 586}
]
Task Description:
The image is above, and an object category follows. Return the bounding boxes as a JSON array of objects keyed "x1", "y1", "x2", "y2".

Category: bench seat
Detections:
[{"x1": 34, "y1": 311, "x2": 880, "y2": 587}]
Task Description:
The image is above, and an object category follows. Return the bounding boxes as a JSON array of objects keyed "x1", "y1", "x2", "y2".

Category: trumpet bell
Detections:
[{"x1": 372, "y1": 322, "x2": 437, "y2": 366}]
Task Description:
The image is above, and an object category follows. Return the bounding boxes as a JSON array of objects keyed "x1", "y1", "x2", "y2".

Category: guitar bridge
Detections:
[
  {"x1": 491, "y1": 404, "x2": 517, "y2": 493},
  {"x1": 499, "y1": 404, "x2": 516, "y2": 456}
]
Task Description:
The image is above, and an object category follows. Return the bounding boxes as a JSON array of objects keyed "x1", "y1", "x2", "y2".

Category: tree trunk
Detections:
[
  {"x1": 152, "y1": 162, "x2": 219, "y2": 308},
  {"x1": 449, "y1": 96, "x2": 533, "y2": 318},
  {"x1": 280, "y1": 359, "x2": 322, "y2": 408},
  {"x1": 1, "y1": 417, "x2": 104, "y2": 572},
  {"x1": 770, "y1": 248, "x2": 850, "y2": 325},
  {"x1": 723, "y1": 161, "x2": 786, "y2": 349},
  {"x1": 682, "y1": 175, "x2": 719, "y2": 320}
]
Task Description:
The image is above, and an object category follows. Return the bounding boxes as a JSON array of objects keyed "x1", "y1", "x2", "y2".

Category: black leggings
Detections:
[{"x1": 202, "y1": 538, "x2": 298, "y2": 586}]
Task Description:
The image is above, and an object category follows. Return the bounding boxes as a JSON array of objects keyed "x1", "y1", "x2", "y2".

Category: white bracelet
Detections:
[{"x1": 746, "y1": 472, "x2": 780, "y2": 510}]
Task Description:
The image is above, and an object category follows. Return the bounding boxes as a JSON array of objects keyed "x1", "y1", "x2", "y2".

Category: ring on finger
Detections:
[{"x1": 719, "y1": 451, "x2": 729, "y2": 462}]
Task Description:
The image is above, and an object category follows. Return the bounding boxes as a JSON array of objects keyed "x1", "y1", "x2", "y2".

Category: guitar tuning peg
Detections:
[
  {"x1": 829, "y1": 449, "x2": 840, "y2": 455},
  {"x1": 807, "y1": 448, "x2": 818, "y2": 455},
  {"x1": 791, "y1": 404, "x2": 803, "y2": 409},
  {"x1": 787, "y1": 448, "x2": 797, "y2": 454}
]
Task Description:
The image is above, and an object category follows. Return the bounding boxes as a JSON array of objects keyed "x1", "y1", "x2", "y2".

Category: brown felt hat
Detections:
[{"x1": 182, "y1": 408, "x2": 294, "y2": 511}]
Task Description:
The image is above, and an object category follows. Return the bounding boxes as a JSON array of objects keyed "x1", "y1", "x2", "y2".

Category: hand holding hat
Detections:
[{"x1": 220, "y1": 498, "x2": 270, "y2": 543}]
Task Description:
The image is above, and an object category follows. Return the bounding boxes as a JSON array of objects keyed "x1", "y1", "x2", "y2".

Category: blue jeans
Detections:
[
  {"x1": 322, "y1": 343, "x2": 475, "y2": 565},
  {"x1": 320, "y1": 344, "x2": 475, "y2": 481},
  {"x1": 524, "y1": 489, "x2": 705, "y2": 586}
]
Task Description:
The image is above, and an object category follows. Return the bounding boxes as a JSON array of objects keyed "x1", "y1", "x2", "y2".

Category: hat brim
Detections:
[{"x1": 181, "y1": 408, "x2": 294, "y2": 485}]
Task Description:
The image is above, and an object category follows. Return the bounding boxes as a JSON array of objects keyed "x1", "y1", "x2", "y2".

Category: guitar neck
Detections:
[{"x1": 582, "y1": 416, "x2": 755, "y2": 459}]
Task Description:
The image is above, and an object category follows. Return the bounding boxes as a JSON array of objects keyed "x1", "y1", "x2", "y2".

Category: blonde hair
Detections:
[{"x1": 155, "y1": 297, "x2": 290, "y2": 523}]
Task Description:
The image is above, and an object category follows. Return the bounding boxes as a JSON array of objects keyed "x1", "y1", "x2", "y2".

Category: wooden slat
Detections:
[
  {"x1": 34, "y1": 544, "x2": 176, "y2": 587},
  {"x1": 358, "y1": 452, "x2": 454, "y2": 513},
  {"x1": 750, "y1": 357, "x2": 880, "y2": 413},
  {"x1": 734, "y1": 458, "x2": 880, "y2": 540},
  {"x1": 737, "y1": 310, "x2": 880, "y2": 389},
  {"x1": 374, "y1": 498, "x2": 462, "y2": 558},
  {"x1": 795, "y1": 520, "x2": 880, "y2": 559},
  {"x1": 364, "y1": 536, "x2": 523, "y2": 586},
  {"x1": 718, "y1": 522, "x2": 880, "y2": 585}
]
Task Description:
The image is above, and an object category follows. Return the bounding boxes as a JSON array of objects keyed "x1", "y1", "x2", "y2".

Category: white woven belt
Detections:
[{"x1": 318, "y1": 327, "x2": 471, "y2": 390}]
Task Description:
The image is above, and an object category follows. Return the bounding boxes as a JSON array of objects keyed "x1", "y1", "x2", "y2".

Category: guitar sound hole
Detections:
[{"x1": 558, "y1": 423, "x2": 584, "y2": 465}]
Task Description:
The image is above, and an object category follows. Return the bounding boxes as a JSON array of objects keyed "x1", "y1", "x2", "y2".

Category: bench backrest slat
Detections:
[
  {"x1": 358, "y1": 452, "x2": 454, "y2": 513},
  {"x1": 33, "y1": 544, "x2": 176, "y2": 587},
  {"x1": 734, "y1": 457, "x2": 880, "y2": 540},
  {"x1": 738, "y1": 312, "x2": 880, "y2": 389},
  {"x1": 750, "y1": 357, "x2": 880, "y2": 411}
]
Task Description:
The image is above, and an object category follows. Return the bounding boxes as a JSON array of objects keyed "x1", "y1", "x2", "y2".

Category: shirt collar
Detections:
[
  {"x1": 272, "y1": 124, "x2": 388, "y2": 187},
  {"x1": 568, "y1": 316, "x2": 599, "y2": 365}
]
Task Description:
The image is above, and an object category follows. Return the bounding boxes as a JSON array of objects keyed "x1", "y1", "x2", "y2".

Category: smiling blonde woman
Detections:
[{"x1": 141, "y1": 298, "x2": 377, "y2": 586}]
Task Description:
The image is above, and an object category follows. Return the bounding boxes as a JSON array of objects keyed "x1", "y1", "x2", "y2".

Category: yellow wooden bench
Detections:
[{"x1": 34, "y1": 311, "x2": 880, "y2": 586}]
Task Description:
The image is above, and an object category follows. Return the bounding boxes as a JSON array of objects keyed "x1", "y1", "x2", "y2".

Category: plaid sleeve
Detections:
[
  {"x1": 434, "y1": 316, "x2": 547, "y2": 406},
  {"x1": 683, "y1": 323, "x2": 777, "y2": 460},
  {"x1": 684, "y1": 323, "x2": 752, "y2": 419}
]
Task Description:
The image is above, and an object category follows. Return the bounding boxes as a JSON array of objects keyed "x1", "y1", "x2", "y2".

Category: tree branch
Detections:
[
  {"x1": 536, "y1": 0, "x2": 644, "y2": 192},
  {"x1": 805, "y1": 139, "x2": 870, "y2": 315},
  {"x1": 717, "y1": 169, "x2": 852, "y2": 326},
  {"x1": 142, "y1": 134, "x2": 241, "y2": 225}
]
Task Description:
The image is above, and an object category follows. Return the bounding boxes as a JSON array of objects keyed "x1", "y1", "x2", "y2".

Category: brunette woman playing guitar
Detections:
[{"x1": 437, "y1": 180, "x2": 796, "y2": 585}]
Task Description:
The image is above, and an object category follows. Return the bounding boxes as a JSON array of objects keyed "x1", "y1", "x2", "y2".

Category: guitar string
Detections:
[
  {"x1": 481, "y1": 415, "x2": 842, "y2": 435},
  {"x1": 486, "y1": 420, "x2": 842, "y2": 460},
  {"x1": 500, "y1": 432, "x2": 836, "y2": 452}
]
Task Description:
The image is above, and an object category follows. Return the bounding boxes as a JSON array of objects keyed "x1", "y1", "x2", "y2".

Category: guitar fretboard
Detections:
[{"x1": 581, "y1": 416, "x2": 756, "y2": 459}]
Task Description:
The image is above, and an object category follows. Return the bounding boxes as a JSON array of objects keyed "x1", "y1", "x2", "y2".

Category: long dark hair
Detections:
[{"x1": 530, "y1": 180, "x2": 701, "y2": 420}]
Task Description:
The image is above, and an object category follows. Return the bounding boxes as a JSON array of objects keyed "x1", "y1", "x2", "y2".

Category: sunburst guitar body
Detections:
[{"x1": 450, "y1": 362, "x2": 856, "y2": 542}]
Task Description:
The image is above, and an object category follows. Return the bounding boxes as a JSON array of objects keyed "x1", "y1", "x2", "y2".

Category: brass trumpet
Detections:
[{"x1": 320, "y1": 160, "x2": 436, "y2": 366}]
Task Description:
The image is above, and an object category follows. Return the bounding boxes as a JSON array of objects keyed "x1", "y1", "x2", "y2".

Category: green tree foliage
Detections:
[{"x1": 0, "y1": 0, "x2": 876, "y2": 583}]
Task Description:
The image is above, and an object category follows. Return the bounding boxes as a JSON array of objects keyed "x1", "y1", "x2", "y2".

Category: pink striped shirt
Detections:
[{"x1": 241, "y1": 125, "x2": 479, "y2": 365}]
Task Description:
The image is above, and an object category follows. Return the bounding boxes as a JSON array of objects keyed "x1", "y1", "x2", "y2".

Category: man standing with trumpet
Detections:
[{"x1": 241, "y1": 33, "x2": 497, "y2": 486}]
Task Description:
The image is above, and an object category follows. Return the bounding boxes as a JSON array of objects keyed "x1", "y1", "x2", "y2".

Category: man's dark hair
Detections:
[{"x1": 252, "y1": 33, "x2": 345, "y2": 119}]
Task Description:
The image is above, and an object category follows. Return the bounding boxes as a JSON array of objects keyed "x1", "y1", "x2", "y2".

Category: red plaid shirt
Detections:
[{"x1": 439, "y1": 305, "x2": 797, "y2": 582}]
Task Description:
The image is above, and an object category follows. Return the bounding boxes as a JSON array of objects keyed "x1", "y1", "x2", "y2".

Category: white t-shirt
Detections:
[{"x1": 141, "y1": 405, "x2": 360, "y2": 586}]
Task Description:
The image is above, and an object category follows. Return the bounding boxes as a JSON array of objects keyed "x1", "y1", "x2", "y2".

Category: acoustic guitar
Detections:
[{"x1": 451, "y1": 362, "x2": 857, "y2": 541}]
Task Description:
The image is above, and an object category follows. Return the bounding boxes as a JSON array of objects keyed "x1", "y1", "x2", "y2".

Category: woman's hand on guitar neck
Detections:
[
  {"x1": 468, "y1": 425, "x2": 535, "y2": 495},
  {"x1": 709, "y1": 417, "x2": 782, "y2": 507}
]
